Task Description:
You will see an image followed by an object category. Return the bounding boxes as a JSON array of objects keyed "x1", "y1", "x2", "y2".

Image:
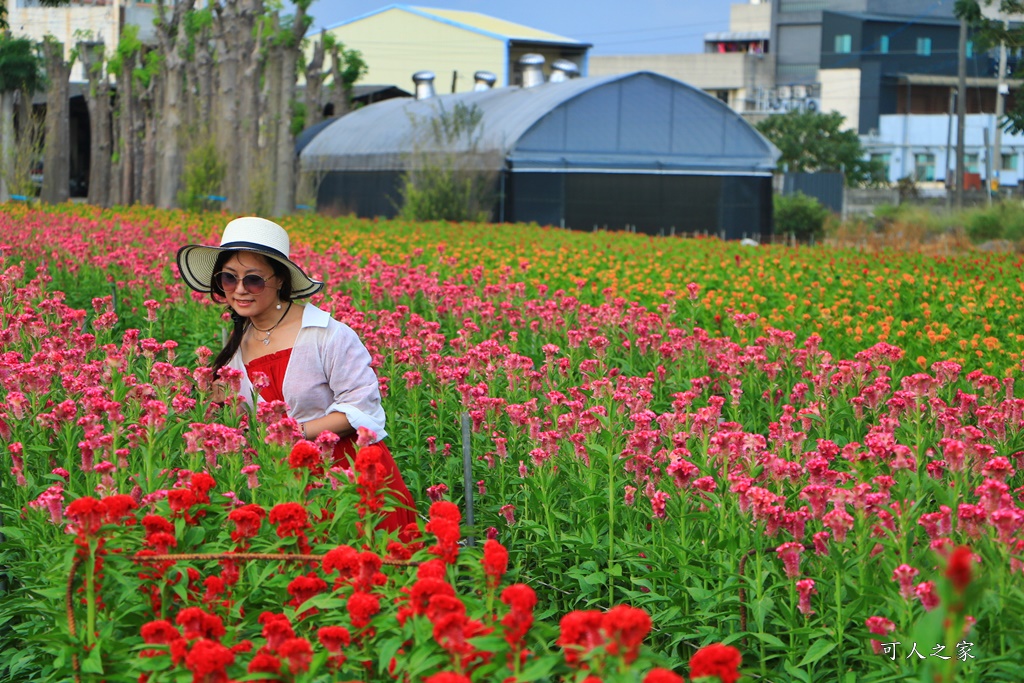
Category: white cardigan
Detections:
[{"x1": 228, "y1": 304, "x2": 387, "y2": 441}]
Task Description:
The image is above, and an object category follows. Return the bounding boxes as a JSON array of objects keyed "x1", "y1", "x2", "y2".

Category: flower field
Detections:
[{"x1": 1, "y1": 203, "x2": 1023, "y2": 683}]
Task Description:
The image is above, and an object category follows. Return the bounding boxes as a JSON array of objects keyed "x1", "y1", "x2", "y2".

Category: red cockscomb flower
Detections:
[
  {"x1": 946, "y1": 545, "x2": 974, "y2": 594},
  {"x1": 482, "y1": 540, "x2": 508, "y2": 589},
  {"x1": 247, "y1": 651, "x2": 282, "y2": 679},
  {"x1": 278, "y1": 637, "x2": 313, "y2": 673},
  {"x1": 558, "y1": 610, "x2": 605, "y2": 667},
  {"x1": 688, "y1": 643, "x2": 742, "y2": 683},
  {"x1": 259, "y1": 612, "x2": 294, "y2": 653},
  {"x1": 175, "y1": 607, "x2": 225, "y2": 641},
  {"x1": 602, "y1": 605, "x2": 651, "y2": 664},
  {"x1": 65, "y1": 496, "x2": 106, "y2": 538},
  {"x1": 288, "y1": 441, "x2": 324, "y2": 476},
  {"x1": 287, "y1": 574, "x2": 327, "y2": 613},
  {"x1": 141, "y1": 620, "x2": 181, "y2": 644},
  {"x1": 268, "y1": 503, "x2": 309, "y2": 538},
  {"x1": 189, "y1": 472, "x2": 216, "y2": 504},
  {"x1": 184, "y1": 638, "x2": 234, "y2": 683},
  {"x1": 424, "y1": 673, "x2": 471, "y2": 683},
  {"x1": 643, "y1": 668, "x2": 683, "y2": 683},
  {"x1": 348, "y1": 590, "x2": 381, "y2": 630},
  {"x1": 354, "y1": 447, "x2": 387, "y2": 516},
  {"x1": 101, "y1": 494, "x2": 137, "y2": 525},
  {"x1": 227, "y1": 504, "x2": 265, "y2": 545},
  {"x1": 318, "y1": 625, "x2": 351, "y2": 653}
]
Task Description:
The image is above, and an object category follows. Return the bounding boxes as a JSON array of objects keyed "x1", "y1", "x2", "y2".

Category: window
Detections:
[
  {"x1": 915, "y1": 153, "x2": 936, "y2": 181},
  {"x1": 965, "y1": 153, "x2": 980, "y2": 174},
  {"x1": 917, "y1": 37, "x2": 932, "y2": 56},
  {"x1": 1002, "y1": 154, "x2": 1018, "y2": 171},
  {"x1": 871, "y1": 153, "x2": 891, "y2": 168},
  {"x1": 879, "y1": 36, "x2": 889, "y2": 54},
  {"x1": 834, "y1": 34, "x2": 852, "y2": 54},
  {"x1": 967, "y1": 41, "x2": 974, "y2": 58}
]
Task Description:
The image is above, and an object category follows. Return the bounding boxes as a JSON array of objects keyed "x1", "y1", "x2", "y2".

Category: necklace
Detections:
[{"x1": 248, "y1": 300, "x2": 292, "y2": 346}]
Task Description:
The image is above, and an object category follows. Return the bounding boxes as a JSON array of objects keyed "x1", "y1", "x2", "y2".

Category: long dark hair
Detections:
[{"x1": 210, "y1": 250, "x2": 294, "y2": 375}]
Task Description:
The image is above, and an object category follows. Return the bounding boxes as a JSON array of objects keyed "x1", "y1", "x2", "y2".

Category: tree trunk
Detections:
[
  {"x1": 264, "y1": 29, "x2": 283, "y2": 196},
  {"x1": 0, "y1": 92, "x2": 12, "y2": 203},
  {"x1": 303, "y1": 31, "x2": 325, "y2": 130},
  {"x1": 118, "y1": 55, "x2": 135, "y2": 205},
  {"x1": 329, "y1": 45, "x2": 350, "y2": 119},
  {"x1": 140, "y1": 80, "x2": 158, "y2": 206},
  {"x1": 236, "y1": 0, "x2": 264, "y2": 212},
  {"x1": 213, "y1": 0, "x2": 241, "y2": 207},
  {"x1": 272, "y1": 2, "x2": 307, "y2": 216},
  {"x1": 155, "y1": 0, "x2": 195, "y2": 208},
  {"x1": 195, "y1": 23, "x2": 214, "y2": 129},
  {"x1": 40, "y1": 39, "x2": 71, "y2": 205},
  {"x1": 79, "y1": 41, "x2": 112, "y2": 208}
]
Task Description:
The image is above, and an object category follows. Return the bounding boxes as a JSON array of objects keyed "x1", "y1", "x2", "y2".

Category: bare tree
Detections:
[
  {"x1": 154, "y1": 0, "x2": 196, "y2": 208},
  {"x1": 271, "y1": 0, "x2": 310, "y2": 216},
  {"x1": 40, "y1": 37, "x2": 71, "y2": 204},
  {"x1": 328, "y1": 40, "x2": 366, "y2": 120},
  {"x1": 78, "y1": 40, "x2": 111, "y2": 207},
  {"x1": 303, "y1": 31, "x2": 326, "y2": 130}
]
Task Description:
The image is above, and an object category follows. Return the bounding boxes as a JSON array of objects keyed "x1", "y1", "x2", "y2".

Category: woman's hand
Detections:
[{"x1": 209, "y1": 380, "x2": 229, "y2": 405}]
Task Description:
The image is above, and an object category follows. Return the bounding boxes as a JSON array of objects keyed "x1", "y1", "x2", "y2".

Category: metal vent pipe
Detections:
[
  {"x1": 549, "y1": 59, "x2": 579, "y2": 82},
  {"x1": 519, "y1": 53, "x2": 546, "y2": 88},
  {"x1": 412, "y1": 70, "x2": 436, "y2": 99},
  {"x1": 473, "y1": 70, "x2": 498, "y2": 91}
]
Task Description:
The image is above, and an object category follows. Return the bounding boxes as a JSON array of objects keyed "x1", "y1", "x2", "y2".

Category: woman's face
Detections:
[{"x1": 218, "y1": 252, "x2": 282, "y2": 319}]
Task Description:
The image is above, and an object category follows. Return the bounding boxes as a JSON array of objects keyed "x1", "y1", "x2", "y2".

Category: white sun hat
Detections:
[{"x1": 176, "y1": 216, "x2": 324, "y2": 299}]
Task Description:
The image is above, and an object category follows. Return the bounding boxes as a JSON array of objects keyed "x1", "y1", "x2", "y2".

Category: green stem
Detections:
[
  {"x1": 85, "y1": 541, "x2": 97, "y2": 646},
  {"x1": 607, "y1": 442, "x2": 616, "y2": 606},
  {"x1": 835, "y1": 561, "x2": 845, "y2": 676}
]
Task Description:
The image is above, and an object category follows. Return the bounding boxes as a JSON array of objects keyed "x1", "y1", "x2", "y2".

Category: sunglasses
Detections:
[{"x1": 214, "y1": 271, "x2": 274, "y2": 294}]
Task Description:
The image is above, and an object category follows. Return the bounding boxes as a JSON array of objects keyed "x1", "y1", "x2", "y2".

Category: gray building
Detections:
[
  {"x1": 771, "y1": 0, "x2": 957, "y2": 85},
  {"x1": 818, "y1": 10, "x2": 996, "y2": 134}
]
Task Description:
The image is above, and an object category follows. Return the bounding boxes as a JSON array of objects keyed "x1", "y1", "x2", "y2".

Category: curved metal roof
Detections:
[{"x1": 300, "y1": 71, "x2": 780, "y2": 175}]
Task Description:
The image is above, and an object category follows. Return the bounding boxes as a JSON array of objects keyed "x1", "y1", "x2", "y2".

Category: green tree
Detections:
[
  {"x1": 955, "y1": 0, "x2": 1024, "y2": 133},
  {"x1": 755, "y1": 110, "x2": 887, "y2": 187},
  {"x1": 0, "y1": 34, "x2": 44, "y2": 200}
]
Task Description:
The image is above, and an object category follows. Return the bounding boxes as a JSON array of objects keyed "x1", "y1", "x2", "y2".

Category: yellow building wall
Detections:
[{"x1": 322, "y1": 8, "x2": 508, "y2": 94}]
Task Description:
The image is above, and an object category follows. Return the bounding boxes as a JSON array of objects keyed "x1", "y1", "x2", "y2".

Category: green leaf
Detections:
[
  {"x1": 784, "y1": 660, "x2": 812, "y2": 683},
  {"x1": 797, "y1": 638, "x2": 837, "y2": 667},
  {"x1": 747, "y1": 631, "x2": 787, "y2": 648},
  {"x1": 81, "y1": 644, "x2": 104, "y2": 674}
]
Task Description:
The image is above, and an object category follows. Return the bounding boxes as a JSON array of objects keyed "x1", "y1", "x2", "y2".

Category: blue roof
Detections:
[{"x1": 300, "y1": 72, "x2": 779, "y2": 175}]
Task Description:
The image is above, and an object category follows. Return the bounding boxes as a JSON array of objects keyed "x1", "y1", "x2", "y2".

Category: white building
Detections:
[
  {"x1": 865, "y1": 113, "x2": 1024, "y2": 190},
  {"x1": 589, "y1": 1, "x2": 775, "y2": 113},
  {"x1": 7, "y1": 0, "x2": 160, "y2": 82}
]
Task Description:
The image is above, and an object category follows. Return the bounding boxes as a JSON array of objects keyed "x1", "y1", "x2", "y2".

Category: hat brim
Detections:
[{"x1": 176, "y1": 244, "x2": 324, "y2": 299}]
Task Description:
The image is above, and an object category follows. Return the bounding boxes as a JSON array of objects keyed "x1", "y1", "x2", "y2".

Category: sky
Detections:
[{"x1": 299, "y1": 0, "x2": 739, "y2": 55}]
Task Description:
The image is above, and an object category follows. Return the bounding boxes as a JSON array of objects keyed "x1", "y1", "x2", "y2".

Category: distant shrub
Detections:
[
  {"x1": 774, "y1": 192, "x2": 830, "y2": 241},
  {"x1": 177, "y1": 137, "x2": 226, "y2": 212},
  {"x1": 966, "y1": 206, "x2": 1004, "y2": 242}
]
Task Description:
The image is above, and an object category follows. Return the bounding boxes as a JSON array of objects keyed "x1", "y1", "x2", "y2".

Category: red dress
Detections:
[{"x1": 245, "y1": 348, "x2": 418, "y2": 532}]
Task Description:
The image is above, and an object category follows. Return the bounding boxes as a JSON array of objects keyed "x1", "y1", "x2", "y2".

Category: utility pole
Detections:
[
  {"x1": 956, "y1": 16, "x2": 968, "y2": 210},
  {"x1": 993, "y1": 20, "x2": 1009, "y2": 196},
  {"x1": 946, "y1": 88, "x2": 956, "y2": 211}
]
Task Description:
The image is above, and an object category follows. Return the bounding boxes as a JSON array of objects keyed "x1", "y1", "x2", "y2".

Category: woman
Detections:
[{"x1": 176, "y1": 216, "x2": 417, "y2": 532}]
